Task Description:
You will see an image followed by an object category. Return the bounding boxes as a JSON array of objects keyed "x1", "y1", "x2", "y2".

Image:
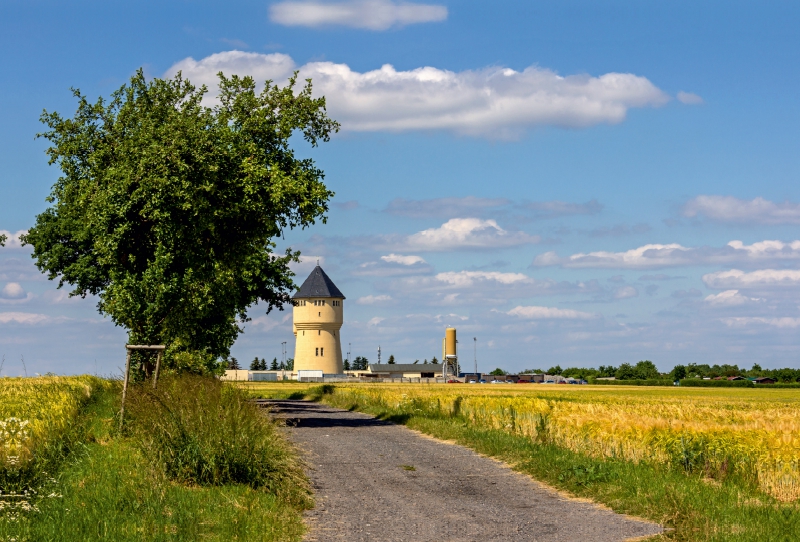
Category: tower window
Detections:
[
  {"x1": 320, "y1": 347, "x2": 324, "y2": 356},
  {"x1": 318, "y1": 330, "x2": 320, "y2": 335},
  {"x1": 315, "y1": 347, "x2": 318, "y2": 356},
  {"x1": 319, "y1": 312, "x2": 321, "y2": 317}
]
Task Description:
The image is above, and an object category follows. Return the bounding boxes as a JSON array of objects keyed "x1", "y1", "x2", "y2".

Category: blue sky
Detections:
[{"x1": 2, "y1": 0, "x2": 800, "y2": 375}]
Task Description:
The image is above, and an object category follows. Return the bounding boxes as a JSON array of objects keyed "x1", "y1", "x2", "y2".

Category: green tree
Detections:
[
  {"x1": 634, "y1": 360, "x2": 660, "y2": 380},
  {"x1": 615, "y1": 363, "x2": 637, "y2": 380},
  {"x1": 351, "y1": 356, "x2": 369, "y2": 370},
  {"x1": 343, "y1": 359, "x2": 350, "y2": 371},
  {"x1": 562, "y1": 367, "x2": 598, "y2": 380},
  {"x1": 0, "y1": 233, "x2": 6, "y2": 247},
  {"x1": 430, "y1": 356, "x2": 438, "y2": 364},
  {"x1": 670, "y1": 364, "x2": 687, "y2": 381},
  {"x1": 597, "y1": 365, "x2": 617, "y2": 377},
  {"x1": 226, "y1": 357, "x2": 241, "y2": 370},
  {"x1": 249, "y1": 357, "x2": 261, "y2": 370},
  {"x1": 270, "y1": 358, "x2": 279, "y2": 370},
  {"x1": 285, "y1": 358, "x2": 294, "y2": 371},
  {"x1": 260, "y1": 358, "x2": 267, "y2": 370},
  {"x1": 546, "y1": 365, "x2": 563, "y2": 375},
  {"x1": 23, "y1": 70, "x2": 338, "y2": 372},
  {"x1": 387, "y1": 355, "x2": 395, "y2": 364},
  {"x1": 489, "y1": 368, "x2": 506, "y2": 376}
]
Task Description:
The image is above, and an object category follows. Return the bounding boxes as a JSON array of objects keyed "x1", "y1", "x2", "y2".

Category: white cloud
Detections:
[
  {"x1": 535, "y1": 240, "x2": 800, "y2": 269},
  {"x1": 357, "y1": 294, "x2": 392, "y2": 304},
  {"x1": 677, "y1": 91, "x2": 704, "y2": 105},
  {"x1": 435, "y1": 271, "x2": 529, "y2": 288},
  {"x1": 614, "y1": 286, "x2": 639, "y2": 299},
  {"x1": 703, "y1": 269, "x2": 800, "y2": 289},
  {"x1": 722, "y1": 317, "x2": 800, "y2": 329},
  {"x1": 1, "y1": 283, "x2": 25, "y2": 300},
  {"x1": 368, "y1": 316, "x2": 385, "y2": 326},
  {"x1": 166, "y1": 51, "x2": 670, "y2": 138},
  {"x1": 269, "y1": 0, "x2": 447, "y2": 30},
  {"x1": 507, "y1": 305, "x2": 596, "y2": 320},
  {"x1": 0, "y1": 231, "x2": 27, "y2": 249},
  {"x1": 381, "y1": 254, "x2": 426, "y2": 265},
  {"x1": 168, "y1": 51, "x2": 296, "y2": 95},
  {"x1": 248, "y1": 313, "x2": 292, "y2": 332},
  {"x1": 0, "y1": 282, "x2": 33, "y2": 305},
  {"x1": 683, "y1": 195, "x2": 800, "y2": 225},
  {"x1": 534, "y1": 243, "x2": 694, "y2": 269},
  {"x1": 704, "y1": 290, "x2": 761, "y2": 306},
  {"x1": 404, "y1": 218, "x2": 538, "y2": 251},
  {"x1": 0, "y1": 312, "x2": 65, "y2": 325}
]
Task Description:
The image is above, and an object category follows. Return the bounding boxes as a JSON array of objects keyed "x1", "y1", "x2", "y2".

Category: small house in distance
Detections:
[{"x1": 754, "y1": 377, "x2": 777, "y2": 384}]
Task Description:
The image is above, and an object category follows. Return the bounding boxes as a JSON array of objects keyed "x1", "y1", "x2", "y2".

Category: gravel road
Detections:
[{"x1": 264, "y1": 399, "x2": 663, "y2": 542}]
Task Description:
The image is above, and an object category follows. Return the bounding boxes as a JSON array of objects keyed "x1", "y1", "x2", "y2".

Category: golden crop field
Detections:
[
  {"x1": 0, "y1": 376, "x2": 103, "y2": 470},
  {"x1": 246, "y1": 382, "x2": 800, "y2": 502}
]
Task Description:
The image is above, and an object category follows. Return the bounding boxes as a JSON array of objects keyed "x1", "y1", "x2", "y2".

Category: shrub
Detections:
[
  {"x1": 679, "y1": 379, "x2": 754, "y2": 388},
  {"x1": 592, "y1": 379, "x2": 674, "y2": 386},
  {"x1": 126, "y1": 374, "x2": 310, "y2": 507}
]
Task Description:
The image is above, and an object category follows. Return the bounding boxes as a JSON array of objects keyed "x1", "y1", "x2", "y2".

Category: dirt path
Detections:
[{"x1": 265, "y1": 399, "x2": 663, "y2": 542}]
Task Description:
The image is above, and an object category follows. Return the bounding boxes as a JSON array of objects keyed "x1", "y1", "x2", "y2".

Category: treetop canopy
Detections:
[{"x1": 24, "y1": 69, "x2": 339, "y2": 360}]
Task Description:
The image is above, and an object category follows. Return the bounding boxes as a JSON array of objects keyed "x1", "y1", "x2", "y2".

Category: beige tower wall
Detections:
[{"x1": 293, "y1": 298, "x2": 344, "y2": 374}]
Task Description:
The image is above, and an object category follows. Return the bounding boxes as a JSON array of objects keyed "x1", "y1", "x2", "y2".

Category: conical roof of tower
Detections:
[{"x1": 293, "y1": 265, "x2": 345, "y2": 299}]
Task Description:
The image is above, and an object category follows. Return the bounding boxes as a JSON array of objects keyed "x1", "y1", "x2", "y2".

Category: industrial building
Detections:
[{"x1": 361, "y1": 363, "x2": 442, "y2": 379}]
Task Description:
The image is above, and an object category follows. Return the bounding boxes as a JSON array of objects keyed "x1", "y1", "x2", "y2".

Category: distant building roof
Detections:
[
  {"x1": 368, "y1": 363, "x2": 441, "y2": 373},
  {"x1": 293, "y1": 265, "x2": 345, "y2": 299}
]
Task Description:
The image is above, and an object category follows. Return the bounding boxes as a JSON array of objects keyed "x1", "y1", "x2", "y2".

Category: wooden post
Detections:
[
  {"x1": 119, "y1": 347, "x2": 132, "y2": 432},
  {"x1": 153, "y1": 350, "x2": 163, "y2": 389}
]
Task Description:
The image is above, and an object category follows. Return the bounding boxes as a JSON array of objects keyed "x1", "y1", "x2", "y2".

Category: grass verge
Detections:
[
  {"x1": 298, "y1": 384, "x2": 797, "y2": 542},
  {"x1": 2, "y1": 378, "x2": 310, "y2": 541}
]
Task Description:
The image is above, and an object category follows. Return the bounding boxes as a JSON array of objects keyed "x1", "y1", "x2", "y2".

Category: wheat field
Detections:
[
  {"x1": 247, "y1": 382, "x2": 800, "y2": 502},
  {"x1": 0, "y1": 376, "x2": 102, "y2": 470}
]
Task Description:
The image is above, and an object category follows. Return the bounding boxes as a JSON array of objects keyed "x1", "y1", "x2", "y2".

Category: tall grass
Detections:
[
  {"x1": 2, "y1": 376, "x2": 311, "y2": 541},
  {"x1": 126, "y1": 374, "x2": 311, "y2": 508}
]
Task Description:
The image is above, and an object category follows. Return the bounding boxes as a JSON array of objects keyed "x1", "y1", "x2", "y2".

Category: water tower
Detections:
[{"x1": 292, "y1": 265, "x2": 345, "y2": 374}]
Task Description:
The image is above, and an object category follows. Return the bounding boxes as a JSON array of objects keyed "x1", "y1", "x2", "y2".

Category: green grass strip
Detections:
[{"x1": 2, "y1": 382, "x2": 308, "y2": 541}]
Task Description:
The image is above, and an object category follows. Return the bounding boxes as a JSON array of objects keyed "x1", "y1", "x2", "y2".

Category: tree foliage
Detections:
[
  {"x1": 351, "y1": 356, "x2": 369, "y2": 370},
  {"x1": 24, "y1": 70, "x2": 339, "y2": 361}
]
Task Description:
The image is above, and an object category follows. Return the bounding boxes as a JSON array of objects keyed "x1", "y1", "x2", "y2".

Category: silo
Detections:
[
  {"x1": 445, "y1": 327, "x2": 457, "y2": 359},
  {"x1": 442, "y1": 327, "x2": 458, "y2": 379}
]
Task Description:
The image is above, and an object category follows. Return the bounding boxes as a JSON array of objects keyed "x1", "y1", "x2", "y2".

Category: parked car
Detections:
[
  {"x1": 468, "y1": 380, "x2": 477, "y2": 384},
  {"x1": 447, "y1": 379, "x2": 459, "y2": 383},
  {"x1": 517, "y1": 380, "x2": 530, "y2": 384},
  {"x1": 479, "y1": 379, "x2": 487, "y2": 383},
  {"x1": 490, "y1": 380, "x2": 501, "y2": 384}
]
